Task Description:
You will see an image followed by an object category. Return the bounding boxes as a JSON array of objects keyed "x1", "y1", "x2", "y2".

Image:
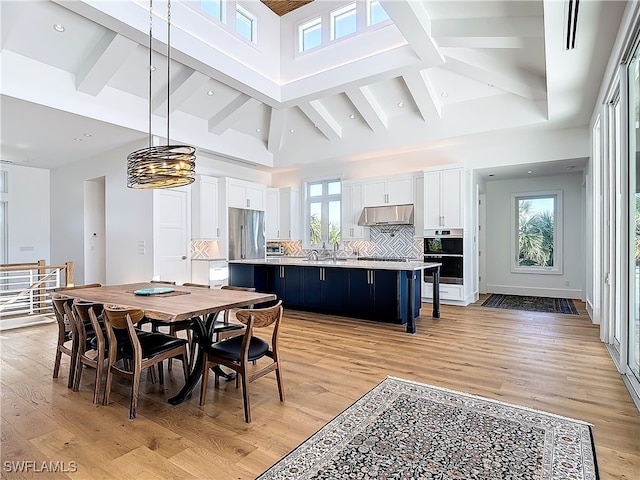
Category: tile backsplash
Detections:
[{"x1": 275, "y1": 225, "x2": 422, "y2": 259}]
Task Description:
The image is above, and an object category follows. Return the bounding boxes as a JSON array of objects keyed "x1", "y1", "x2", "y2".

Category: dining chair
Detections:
[
  {"x1": 68, "y1": 299, "x2": 105, "y2": 403},
  {"x1": 199, "y1": 300, "x2": 285, "y2": 423},
  {"x1": 213, "y1": 285, "x2": 256, "y2": 341},
  {"x1": 51, "y1": 294, "x2": 77, "y2": 388},
  {"x1": 102, "y1": 304, "x2": 190, "y2": 419}
]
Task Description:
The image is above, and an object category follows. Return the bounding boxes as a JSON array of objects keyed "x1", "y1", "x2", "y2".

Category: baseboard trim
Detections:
[{"x1": 485, "y1": 284, "x2": 582, "y2": 299}]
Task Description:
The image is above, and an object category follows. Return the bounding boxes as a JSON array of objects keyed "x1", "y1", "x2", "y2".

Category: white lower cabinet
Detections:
[{"x1": 422, "y1": 280, "x2": 464, "y2": 302}]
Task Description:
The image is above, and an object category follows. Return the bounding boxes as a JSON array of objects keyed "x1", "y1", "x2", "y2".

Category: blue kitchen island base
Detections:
[{"x1": 228, "y1": 259, "x2": 440, "y2": 333}]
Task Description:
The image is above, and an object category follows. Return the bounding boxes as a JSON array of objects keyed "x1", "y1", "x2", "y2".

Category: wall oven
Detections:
[{"x1": 424, "y1": 229, "x2": 463, "y2": 285}]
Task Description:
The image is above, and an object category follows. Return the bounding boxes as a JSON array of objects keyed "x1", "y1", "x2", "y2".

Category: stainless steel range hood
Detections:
[{"x1": 357, "y1": 204, "x2": 414, "y2": 226}]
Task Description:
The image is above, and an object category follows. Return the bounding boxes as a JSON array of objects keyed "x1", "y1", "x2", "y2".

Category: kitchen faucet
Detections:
[{"x1": 333, "y1": 242, "x2": 339, "y2": 261}]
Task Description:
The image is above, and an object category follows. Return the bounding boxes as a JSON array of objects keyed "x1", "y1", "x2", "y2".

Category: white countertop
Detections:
[{"x1": 229, "y1": 257, "x2": 440, "y2": 271}]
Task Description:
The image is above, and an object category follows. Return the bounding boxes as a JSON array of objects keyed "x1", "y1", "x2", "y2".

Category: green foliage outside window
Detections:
[
  {"x1": 309, "y1": 213, "x2": 341, "y2": 245},
  {"x1": 518, "y1": 199, "x2": 555, "y2": 267}
]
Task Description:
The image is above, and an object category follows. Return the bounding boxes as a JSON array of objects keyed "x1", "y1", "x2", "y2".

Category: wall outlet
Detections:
[{"x1": 565, "y1": 280, "x2": 570, "y2": 286}]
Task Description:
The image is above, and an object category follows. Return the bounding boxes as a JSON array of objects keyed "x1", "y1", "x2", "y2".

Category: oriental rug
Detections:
[
  {"x1": 481, "y1": 294, "x2": 579, "y2": 315},
  {"x1": 257, "y1": 377, "x2": 598, "y2": 480}
]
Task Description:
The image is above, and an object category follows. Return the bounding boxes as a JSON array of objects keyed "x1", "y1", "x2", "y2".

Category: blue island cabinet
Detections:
[
  {"x1": 346, "y1": 269, "x2": 402, "y2": 323},
  {"x1": 301, "y1": 266, "x2": 347, "y2": 313},
  {"x1": 228, "y1": 263, "x2": 421, "y2": 325}
]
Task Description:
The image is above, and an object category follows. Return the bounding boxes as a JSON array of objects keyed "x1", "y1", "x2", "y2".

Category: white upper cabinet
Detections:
[
  {"x1": 191, "y1": 175, "x2": 219, "y2": 239},
  {"x1": 423, "y1": 167, "x2": 465, "y2": 230},
  {"x1": 266, "y1": 187, "x2": 300, "y2": 241},
  {"x1": 342, "y1": 181, "x2": 369, "y2": 240},
  {"x1": 362, "y1": 175, "x2": 414, "y2": 206},
  {"x1": 223, "y1": 177, "x2": 266, "y2": 210}
]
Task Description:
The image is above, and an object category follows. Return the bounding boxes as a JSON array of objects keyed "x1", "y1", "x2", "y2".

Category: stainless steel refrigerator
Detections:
[{"x1": 228, "y1": 207, "x2": 266, "y2": 260}]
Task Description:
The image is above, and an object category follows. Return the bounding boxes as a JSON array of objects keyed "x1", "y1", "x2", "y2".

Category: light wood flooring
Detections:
[{"x1": 1, "y1": 297, "x2": 639, "y2": 479}]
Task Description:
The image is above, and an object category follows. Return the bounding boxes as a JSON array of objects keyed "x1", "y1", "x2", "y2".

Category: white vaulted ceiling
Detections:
[{"x1": 0, "y1": 0, "x2": 628, "y2": 174}]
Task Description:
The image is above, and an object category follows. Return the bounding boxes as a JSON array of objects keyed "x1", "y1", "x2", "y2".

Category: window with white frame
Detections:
[
  {"x1": 299, "y1": 17, "x2": 322, "y2": 52},
  {"x1": 306, "y1": 180, "x2": 341, "y2": 246},
  {"x1": 511, "y1": 191, "x2": 563, "y2": 273},
  {"x1": 367, "y1": 0, "x2": 389, "y2": 26},
  {"x1": 236, "y1": 4, "x2": 256, "y2": 42},
  {"x1": 331, "y1": 3, "x2": 356, "y2": 40},
  {"x1": 200, "y1": 0, "x2": 222, "y2": 21}
]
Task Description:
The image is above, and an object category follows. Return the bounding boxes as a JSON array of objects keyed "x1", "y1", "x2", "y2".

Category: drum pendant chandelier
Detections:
[{"x1": 127, "y1": 0, "x2": 196, "y2": 189}]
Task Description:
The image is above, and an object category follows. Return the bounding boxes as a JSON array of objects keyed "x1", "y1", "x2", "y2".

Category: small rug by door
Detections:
[
  {"x1": 481, "y1": 294, "x2": 579, "y2": 314},
  {"x1": 257, "y1": 377, "x2": 598, "y2": 480}
]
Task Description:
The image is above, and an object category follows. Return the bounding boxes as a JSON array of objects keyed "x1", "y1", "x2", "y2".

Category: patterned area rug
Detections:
[
  {"x1": 258, "y1": 377, "x2": 598, "y2": 480},
  {"x1": 481, "y1": 294, "x2": 579, "y2": 314}
]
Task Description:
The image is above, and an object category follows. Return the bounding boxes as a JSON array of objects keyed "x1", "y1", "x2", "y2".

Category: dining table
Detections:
[{"x1": 58, "y1": 282, "x2": 276, "y2": 405}]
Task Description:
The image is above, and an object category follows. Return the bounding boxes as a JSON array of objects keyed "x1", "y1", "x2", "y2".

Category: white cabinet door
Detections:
[
  {"x1": 363, "y1": 179, "x2": 387, "y2": 206},
  {"x1": 386, "y1": 177, "x2": 414, "y2": 204},
  {"x1": 266, "y1": 188, "x2": 280, "y2": 240},
  {"x1": 191, "y1": 175, "x2": 218, "y2": 239},
  {"x1": 279, "y1": 188, "x2": 299, "y2": 240},
  {"x1": 226, "y1": 179, "x2": 266, "y2": 210},
  {"x1": 342, "y1": 182, "x2": 369, "y2": 240},
  {"x1": 423, "y1": 168, "x2": 464, "y2": 229},
  {"x1": 227, "y1": 181, "x2": 248, "y2": 209},
  {"x1": 246, "y1": 184, "x2": 265, "y2": 210},
  {"x1": 362, "y1": 176, "x2": 414, "y2": 206},
  {"x1": 440, "y1": 168, "x2": 463, "y2": 229},
  {"x1": 424, "y1": 171, "x2": 443, "y2": 229}
]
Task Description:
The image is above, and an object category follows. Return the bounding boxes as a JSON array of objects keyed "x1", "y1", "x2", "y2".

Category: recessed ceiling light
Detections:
[
  {"x1": 74, "y1": 138, "x2": 83, "y2": 142},
  {"x1": 289, "y1": 129, "x2": 295, "y2": 133},
  {"x1": 53, "y1": 24, "x2": 65, "y2": 32},
  {"x1": 206, "y1": 90, "x2": 214, "y2": 96},
  {"x1": 83, "y1": 133, "x2": 92, "y2": 137},
  {"x1": 349, "y1": 114, "x2": 355, "y2": 119},
  {"x1": 488, "y1": 83, "x2": 495, "y2": 87},
  {"x1": 441, "y1": 92, "x2": 448, "y2": 98},
  {"x1": 149, "y1": 65, "x2": 156, "y2": 72},
  {"x1": 397, "y1": 102, "x2": 404, "y2": 108},
  {"x1": 526, "y1": 170, "x2": 533, "y2": 174},
  {"x1": 256, "y1": 128, "x2": 261, "y2": 133}
]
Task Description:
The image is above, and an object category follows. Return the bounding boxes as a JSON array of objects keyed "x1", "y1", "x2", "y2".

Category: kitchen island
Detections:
[{"x1": 228, "y1": 258, "x2": 441, "y2": 334}]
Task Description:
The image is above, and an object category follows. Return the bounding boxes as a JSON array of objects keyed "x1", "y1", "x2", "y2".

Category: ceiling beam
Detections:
[
  {"x1": 345, "y1": 86, "x2": 387, "y2": 132},
  {"x1": 208, "y1": 94, "x2": 260, "y2": 135},
  {"x1": 298, "y1": 100, "x2": 342, "y2": 141},
  {"x1": 402, "y1": 70, "x2": 441, "y2": 121},
  {"x1": 379, "y1": 0, "x2": 444, "y2": 66},
  {"x1": 443, "y1": 48, "x2": 546, "y2": 100},
  {"x1": 153, "y1": 70, "x2": 209, "y2": 116},
  {"x1": 268, "y1": 108, "x2": 285, "y2": 153},
  {"x1": 432, "y1": 17, "x2": 543, "y2": 49},
  {"x1": 76, "y1": 32, "x2": 137, "y2": 96}
]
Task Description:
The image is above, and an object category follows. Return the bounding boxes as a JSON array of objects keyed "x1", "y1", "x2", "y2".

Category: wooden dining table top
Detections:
[{"x1": 57, "y1": 282, "x2": 276, "y2": 322}]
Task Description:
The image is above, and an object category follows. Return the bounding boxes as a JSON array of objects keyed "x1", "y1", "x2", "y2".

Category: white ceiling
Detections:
[{"x1": 0, "y1": 0, "x2": 628, "y2": 180}]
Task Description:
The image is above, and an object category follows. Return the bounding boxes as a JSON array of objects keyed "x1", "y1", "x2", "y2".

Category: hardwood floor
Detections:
[{"x1": 1, "y1": 298, "x2": 639, "y2": 479}]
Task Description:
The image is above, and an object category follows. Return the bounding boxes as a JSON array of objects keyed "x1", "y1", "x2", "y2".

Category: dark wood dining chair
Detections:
[
  {"x1": 199, "y1": 300, "x2": 285, "y2": 423},
  {"x1": 213, "y1": 285, "x2": 256, "y2": 341},
  {"x1": 51, "y1": 294, "x2": 76, "y2": 388},
  {"x1": 102, "y1": 304, "x2": 190, "y2": 419},
  {"x1": 68, "y1": 299, "x2": 105, "y2": 404}
]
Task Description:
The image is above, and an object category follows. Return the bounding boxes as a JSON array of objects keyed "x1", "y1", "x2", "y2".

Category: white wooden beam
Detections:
[
  {"x1": 298, "y1": 100, "x2": 342, "y2": 141},
  {"x1": 267, "y1": 108, "x2": 285, "y2": 153},
  {"x1": 76, "y1": 32, "x2": 137, "y2": 96},
  {"x1": 402, "y1": 70, "x2": 441, "y2": 121},
  {"x1": 432, "y1": 17, "x2": 543, "y2": 49},
  {"x1": 379, "y1": 0, "x2": 444, "y2": 65},
  {"x1": 443, "y1": 48, "x2": 546, "y2": 100},
  {"x1": 207, "y1": 94, "x2": 259, "y2": 135},
  {"x1": 345, "y1": 86, "x2": 387, "y2": 132},
  {"x1": 153, "y1": 70, "x2": 209, "y2": 116}
]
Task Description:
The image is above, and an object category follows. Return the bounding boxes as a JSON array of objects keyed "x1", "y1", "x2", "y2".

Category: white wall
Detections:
[
  {"x1": 50, "y1": 141, "x2": 154, "y2": 286},
  {"x1": 484, "y1": 172, "x2": 584, "y2": 299},
  {"x1": 0, "y1": 164, "x2": 50, "y2": 263}
]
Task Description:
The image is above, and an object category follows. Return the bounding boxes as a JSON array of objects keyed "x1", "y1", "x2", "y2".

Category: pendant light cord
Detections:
[
  {"x1": 148, "y1": 0, "x2": 153, "y2": 149},
  {"x1": 167, "y1": 0, "x2": 171, "y2": 144}
]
